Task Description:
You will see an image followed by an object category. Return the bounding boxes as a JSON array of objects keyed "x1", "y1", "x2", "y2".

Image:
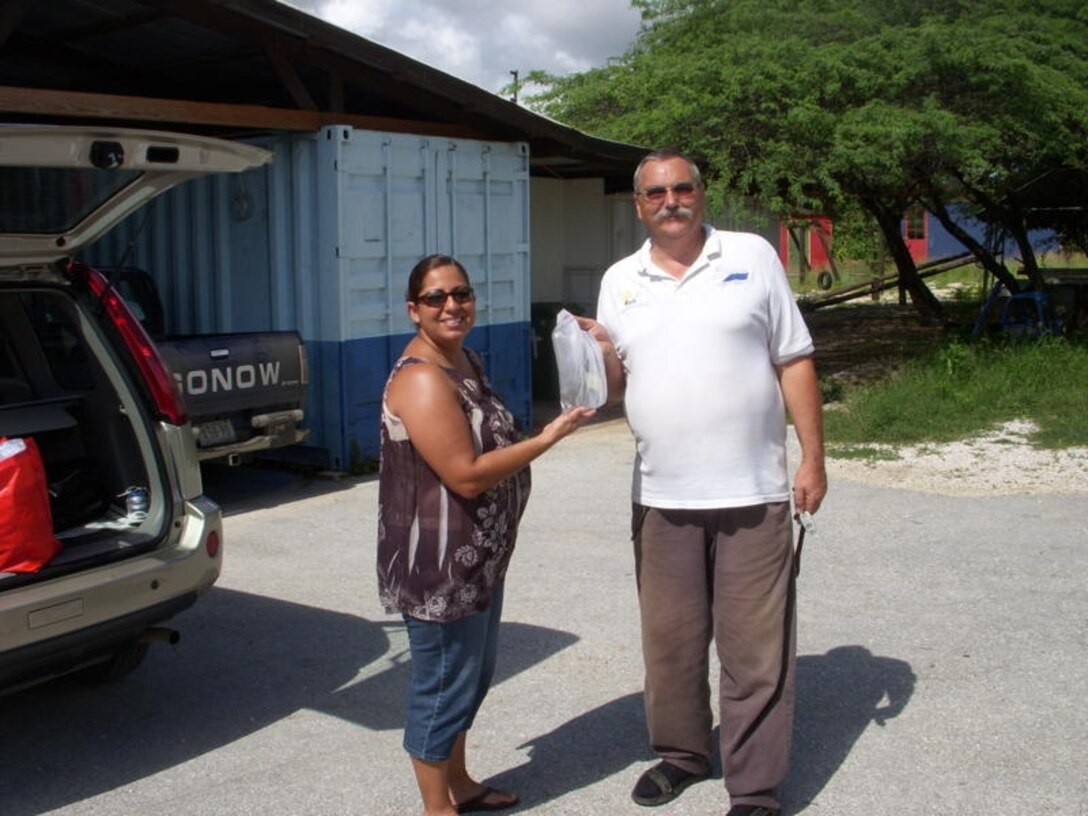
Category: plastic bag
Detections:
[
  {"x1": 551, "y1": 309, "x2": 607, "y2": 410},
  {"x1": 0, "y1": 436, "x2": 61, "y2": 573}
]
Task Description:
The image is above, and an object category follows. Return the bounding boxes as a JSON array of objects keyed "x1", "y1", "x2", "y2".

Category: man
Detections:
[{"x1": 580, "y1": 149, "x2": 826, "y2": 816}]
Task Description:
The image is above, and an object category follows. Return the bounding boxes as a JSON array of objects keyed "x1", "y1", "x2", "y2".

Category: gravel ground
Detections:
[{"x1": 825, "y1": 420, "x2": 1088, "y2": 496}]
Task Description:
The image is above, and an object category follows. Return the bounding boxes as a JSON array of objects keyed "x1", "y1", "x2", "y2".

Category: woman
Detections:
[{"x1": 378, "y1": 254, "x2": 594, "y2": 815}]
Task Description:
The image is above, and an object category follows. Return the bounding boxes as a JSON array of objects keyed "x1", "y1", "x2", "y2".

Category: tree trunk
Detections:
[
  {"x1": 866, "y1": 199, "x2": 944, "y2": 322},
  {"x1": 924, "y1": 199, "x2": 1022, "y2": 294},
  {"x1": 939, "y1": 179, "x2": 1040, "y2": 291},
  {"x1": 1003, "y1": 201, "x2": 1045, "y2": 290},
  {"x1": 788, "y1": 224, "x2": 809, "y2": 284}
]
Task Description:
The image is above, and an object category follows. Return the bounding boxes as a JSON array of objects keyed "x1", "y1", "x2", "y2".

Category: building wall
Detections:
[
  {"x1": 529, "y1": 178, "x2": 565, "y2": 302},
  {"x1": 524, "y1": 179, "x2": 644, "y2": 401},
  {"x1": 529, "y1": 178, "x2": 645, "y2": 316}
]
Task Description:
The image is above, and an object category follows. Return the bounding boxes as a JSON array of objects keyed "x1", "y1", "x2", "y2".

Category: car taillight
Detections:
[
  {"x1": 72, "y1": 262, "x2": 188, "y2": 426},
  {"x1": 204, "y1": 530, "x2": 221, "y2": 558}
]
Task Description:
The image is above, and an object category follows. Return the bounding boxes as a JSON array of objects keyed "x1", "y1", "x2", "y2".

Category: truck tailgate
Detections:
[{"x1": 157, "y1": 332, "x2": 307, "y2": 417}]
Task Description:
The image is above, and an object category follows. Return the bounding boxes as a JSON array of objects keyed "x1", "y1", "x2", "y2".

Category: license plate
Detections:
[{"x1": 197, "y1": 419, "x2": 236, "y2": 446}]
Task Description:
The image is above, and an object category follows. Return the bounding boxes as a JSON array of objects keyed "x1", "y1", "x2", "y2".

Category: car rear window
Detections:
[
  {"x1": 0, "y1": 292, "x2": 97, "y2": 396},
  {"x1": 23, "y1": 292, "x2": 98, "y2": 390},
  {"x1": 0, "y1": 167, "x2": 140, "y2": 233}
]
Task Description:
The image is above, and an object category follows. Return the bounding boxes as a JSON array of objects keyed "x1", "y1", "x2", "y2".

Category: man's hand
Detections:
[
  {"x1": 792, "y1": 458, "x2": 827, "y2": 515},
  {"x1": 574, "y1": 315, "x2": 611, "y2": 343},
  {"x1": 574, "y1": 316, "x2": 626, "y2": 404},
  {"x1": 778, "y1": 356, "x2": 827, "y2": 516}
]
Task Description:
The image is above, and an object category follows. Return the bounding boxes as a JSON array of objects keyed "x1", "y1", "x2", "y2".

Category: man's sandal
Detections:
[{"x1": 631, "y1": 761, "x2": 709, "y2": 806}]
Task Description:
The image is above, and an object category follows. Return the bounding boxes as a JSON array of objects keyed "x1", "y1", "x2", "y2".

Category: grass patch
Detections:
[
  {"x1": 831, "y1": 445, "x2": 901, "y2": 461},
  {"x1": 819, "y1": 378, "x2": 846, "y2": 404},
  {"x1": 824, "y1": 335, "x2": 1088, "y2": 452}
]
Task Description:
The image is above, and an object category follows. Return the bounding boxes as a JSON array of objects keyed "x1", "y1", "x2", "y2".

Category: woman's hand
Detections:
[
  {"x1": 389, "y1": 364, "x2": 598, "y2": 499},
  {"x1": 540, "y1": 405, "x2": 596, "y2": 444}
]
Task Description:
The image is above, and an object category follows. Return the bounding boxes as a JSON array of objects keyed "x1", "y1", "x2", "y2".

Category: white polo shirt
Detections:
[{"x1": 597, "y1": 227, "x2": 814, "y2": 509}]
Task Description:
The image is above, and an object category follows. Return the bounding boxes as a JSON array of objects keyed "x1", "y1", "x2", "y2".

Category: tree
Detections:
[
  {"x1": 526, "y1": 0, "x2": 1088, "y2": 320},
  {"x1": 904, "y1": 6, "x2": 1088, "y2": 291}
]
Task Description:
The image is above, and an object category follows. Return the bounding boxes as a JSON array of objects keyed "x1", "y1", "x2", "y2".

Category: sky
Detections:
[{"x1": 279, "y1": 0, "x2": 644, "y2": 99}]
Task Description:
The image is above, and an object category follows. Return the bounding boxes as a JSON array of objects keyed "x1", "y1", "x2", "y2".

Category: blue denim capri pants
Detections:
[{"x1": 402, "y1": 585, "x2": 504, "y2": 762}]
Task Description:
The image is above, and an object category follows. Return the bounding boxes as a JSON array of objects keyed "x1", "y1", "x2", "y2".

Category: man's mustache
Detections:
[{"x1": 653, "y1": 205, "x2": 694, "y2": 222}]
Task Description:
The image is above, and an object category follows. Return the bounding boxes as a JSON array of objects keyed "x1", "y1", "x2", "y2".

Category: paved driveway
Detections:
[{"x1": 2, "y1": 419, "x2": 1085, "y2": 815}]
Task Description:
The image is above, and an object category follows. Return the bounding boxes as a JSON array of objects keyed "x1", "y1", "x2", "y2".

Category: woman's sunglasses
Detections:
[{"x1": 416, "y1": 285, "x2": 475, "y2": 308}]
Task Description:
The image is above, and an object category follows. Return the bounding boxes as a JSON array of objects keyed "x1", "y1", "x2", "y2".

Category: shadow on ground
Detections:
[
  {"x1": 0, "y1": 588, "x2": 576, "y2": 816},
  {"x1": 475, "y1": 644, "x2": 915, "y2": 813},
  {"x1": 198, "y1": 458, "x2": 370, "y2": 516},
  {"x1": 786, "y1": 645, "x2": 916, "y2": 812}
]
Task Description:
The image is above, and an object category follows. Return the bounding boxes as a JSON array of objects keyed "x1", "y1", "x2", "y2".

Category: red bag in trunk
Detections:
[{"x1": 0, "y1": 436, "x2": 61, "y2": 572}]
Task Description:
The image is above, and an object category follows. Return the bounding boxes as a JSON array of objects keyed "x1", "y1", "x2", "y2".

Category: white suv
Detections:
[{"x1": 0, "y1": 126, "x2": 271, "y2": 693}]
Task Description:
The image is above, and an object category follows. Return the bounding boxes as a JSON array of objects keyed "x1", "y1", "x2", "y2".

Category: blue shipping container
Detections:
[{"x1": 84, "y1": 126, "x2": 533, "y2": 470}]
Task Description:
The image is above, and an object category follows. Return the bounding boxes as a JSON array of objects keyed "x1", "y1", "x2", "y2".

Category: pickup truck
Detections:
[{"x1": 112, "y1": 267, "x2": 310, "y2": 464}]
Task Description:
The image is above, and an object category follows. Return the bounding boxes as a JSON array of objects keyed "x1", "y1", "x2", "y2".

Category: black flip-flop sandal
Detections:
[
  {"x1": 631, "y1": 761, "x2": 709, "y2": 806},
  {"x1": 455, "y1": 785, "x2": 520, "y2": 813}
]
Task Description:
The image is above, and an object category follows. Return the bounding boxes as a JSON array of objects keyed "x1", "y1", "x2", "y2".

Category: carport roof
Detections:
[{"x1": 0, "y1": 0, "x2": 645, "y2": 191}]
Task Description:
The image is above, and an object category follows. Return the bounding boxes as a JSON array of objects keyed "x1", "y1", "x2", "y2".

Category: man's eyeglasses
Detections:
[
  {"x1": 416, "y1": 285, "x2": 475, "y2": 308},
  {"x1": 636, "y1": 181, "x2": 700, "y2": 205}
]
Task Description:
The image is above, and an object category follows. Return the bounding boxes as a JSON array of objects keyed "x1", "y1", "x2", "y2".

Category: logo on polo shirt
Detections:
[{"x1": 721, "y1": 270, "x2": 750, "y2": 283}]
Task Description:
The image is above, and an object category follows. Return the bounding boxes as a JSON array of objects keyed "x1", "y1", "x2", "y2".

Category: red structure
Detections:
[
  {"x1": 778, "y1": 210, "x2": 930, "y2": 272},
  {"x1": 778, "y1": 216, "x2": 834, "y2": 272},
  {"x1": 902, "y1": 207, "x2": 929, "y2": 263}
]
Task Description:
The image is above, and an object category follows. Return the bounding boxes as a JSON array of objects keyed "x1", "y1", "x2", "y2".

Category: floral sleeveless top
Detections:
[{"x1": 376, "y1": 350, "x2": 531, "y2": 622}]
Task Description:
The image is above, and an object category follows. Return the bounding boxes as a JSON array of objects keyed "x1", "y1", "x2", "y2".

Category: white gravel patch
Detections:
[{"x1": 825, "y1": 420, "x2": 1088, "y2": 496}]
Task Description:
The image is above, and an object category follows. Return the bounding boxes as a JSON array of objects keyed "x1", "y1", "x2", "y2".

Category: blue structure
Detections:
[
  {"x1": 924, "y1": 205, "x2": 1061, "y2": 261},
  {"x1": 85, "y1": 126, "x2": 533, "y2": 470}
]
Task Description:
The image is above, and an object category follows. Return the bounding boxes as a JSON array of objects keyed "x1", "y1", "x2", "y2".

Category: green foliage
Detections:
[
  {"x1": 825, "y1": 336, "x2": 1088, "y2": 451},
  {"x1": 526, "y1": 0, "x2": 1088, "y2": 291},
  {"x1": 827, "y1": 204, "x2": 890, "y2": 274},
  {"x1": 818, "y1": 377, "x2": 845, "y2": 404}
]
